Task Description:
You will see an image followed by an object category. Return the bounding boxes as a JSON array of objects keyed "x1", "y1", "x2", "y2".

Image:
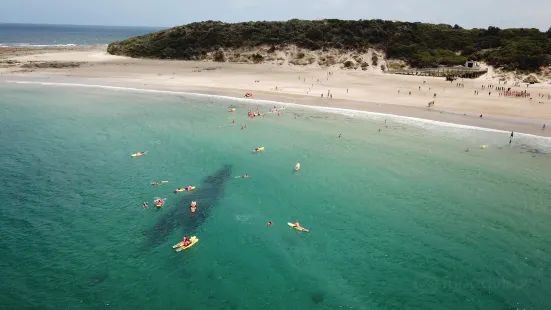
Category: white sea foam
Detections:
[{"x1": 5, "y1": 80, "x2": 551, "y2": 148}]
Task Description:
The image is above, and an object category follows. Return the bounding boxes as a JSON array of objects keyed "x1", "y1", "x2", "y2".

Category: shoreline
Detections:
[
  {"x1": 1, "y1": 47, "x2": 550, "y2": 138},
  {"x1": 4, "y1": 76, "x2": 551, "y2": 142}
]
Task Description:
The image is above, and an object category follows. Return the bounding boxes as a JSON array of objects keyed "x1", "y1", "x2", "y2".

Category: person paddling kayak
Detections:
[
  {"x1": 294, "y1": 220, "x2": 302, "y2": 230},
  {"x1": 182, "y1": 235, "x2": 191, "y2": 247}
]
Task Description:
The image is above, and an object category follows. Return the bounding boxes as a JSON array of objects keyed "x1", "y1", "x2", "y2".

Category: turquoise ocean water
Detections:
[{"x1": 1, "y1": 82, "x2": 550, "y2": 310}]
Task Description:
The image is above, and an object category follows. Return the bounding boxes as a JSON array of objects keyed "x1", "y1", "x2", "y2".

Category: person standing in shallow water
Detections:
[{"x1": 509, "y1": 131, "x2": 514, "y2": 144}]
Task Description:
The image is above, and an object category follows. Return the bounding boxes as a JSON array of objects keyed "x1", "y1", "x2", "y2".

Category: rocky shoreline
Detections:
[
  {"x1": 0, "y1": 45, "x2": 102, "y2": 74},
  {"x1": 0, "y1": 45, "x2": 105, "y2": 59}
]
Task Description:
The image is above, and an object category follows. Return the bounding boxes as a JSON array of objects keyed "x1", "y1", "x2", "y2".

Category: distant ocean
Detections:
[
  {"x1": 1, "y1": 81, "x2": 551, "y2": 309},
  {"x1": 0, "y1": 23, "x2": 164, "y2": 47}
]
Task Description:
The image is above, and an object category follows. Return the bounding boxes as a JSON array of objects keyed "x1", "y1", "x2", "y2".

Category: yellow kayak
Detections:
[
  {"x1": 173, "y1": 236, "x2": 199, "y2": 252},
  {"x1": 131, "y1": 152, "x2": 146, "y2": 157},
  {"x1": 288, "y1": 222, "x2": 309, "y2": 232},
  {"x1": 295, "y1": 163, "x2": 300, "y2": 171},
  {"x1": 175, "y1": 186, "x2": 195, "y2": 193},
  {"x1": 253, "y1": 147, "x2": 265, "y2": 153}
]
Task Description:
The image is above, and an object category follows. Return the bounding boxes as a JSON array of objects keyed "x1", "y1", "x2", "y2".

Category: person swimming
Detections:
[
  {"x1": 267, "y1": 221, "x2": 273, "y2": 226},
  {"x1": 243, "y1": 174, "x2": 249, "y2": 179},
  {"x1": 142, "y1": 202, "x2": 148, "y2": 208},
  {"x1": 151, "y1": 181, "x2": 159, "y2": 186}
]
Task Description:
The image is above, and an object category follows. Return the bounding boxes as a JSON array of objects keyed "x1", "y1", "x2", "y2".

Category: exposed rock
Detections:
[
  {"x1": 20, "y1": 61, "x2": 84, "y2": 69},
  {"x1": 0, "y1": 60, "x2": 20, "y2": 65}
]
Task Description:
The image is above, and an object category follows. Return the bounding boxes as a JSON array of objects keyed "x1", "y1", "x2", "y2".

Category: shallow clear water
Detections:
[{"x1": 0, "y1": 83, "x2": 550, "y2": 310}]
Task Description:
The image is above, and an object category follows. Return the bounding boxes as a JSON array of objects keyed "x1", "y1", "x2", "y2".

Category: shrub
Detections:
[
  {"x1": 343, "y1": 60, "x2": 355, "y2": 68},
  {"x1": 252, "y1": 53, "x2": 264, "y2": 63},
  {"x1": 213, "y1": 49, "x2": 226, "y2": 62},
  {"x1": 107, "y1": 19, "x2": 551, "y2": 71},
  {"x1": 371, "y1": 53, "x2": 379, "y2": 66}
]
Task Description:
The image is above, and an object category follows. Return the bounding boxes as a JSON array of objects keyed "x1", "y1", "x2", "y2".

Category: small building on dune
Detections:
[{"x1": 465, "y1": 60, "x2": 480, "y2": 68}]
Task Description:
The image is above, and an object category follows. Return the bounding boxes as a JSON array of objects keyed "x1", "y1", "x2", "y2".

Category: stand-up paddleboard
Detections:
[
  {"x1": 288, "y1": 222, "x2": 309, "y2": 232},
  {"x1": 131, "y1": 151, "x2": 147, "y2": 157},
  {"x1": 175, "y1": 186, "x2": 195, "y2": 193}
]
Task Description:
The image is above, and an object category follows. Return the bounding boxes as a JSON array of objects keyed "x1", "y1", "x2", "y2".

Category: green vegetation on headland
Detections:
[{"x1": 107, "y1": 19, "x2": 551, "y2": 71}]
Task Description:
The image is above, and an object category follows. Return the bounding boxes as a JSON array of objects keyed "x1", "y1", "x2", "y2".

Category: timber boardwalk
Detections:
[{"x1": 388, "y1": 67, "x2": 488, "y2": 79}]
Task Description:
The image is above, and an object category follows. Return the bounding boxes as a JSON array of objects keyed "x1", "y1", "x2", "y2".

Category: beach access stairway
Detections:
[{"x1": 387, "y1": 67, "x2": 488, "y2": 79}]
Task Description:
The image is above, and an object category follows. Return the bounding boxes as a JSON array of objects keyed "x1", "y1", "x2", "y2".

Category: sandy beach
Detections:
[{"x1": 2, "y1": 46, "x2": 550, "y2": 136}]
